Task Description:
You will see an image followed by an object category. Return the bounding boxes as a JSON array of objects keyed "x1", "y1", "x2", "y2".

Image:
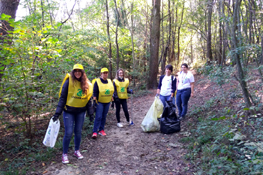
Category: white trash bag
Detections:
[
  {"x1": 43, "y1": 118, "x2": 60, "y2": 148},
  {"x1": 141, "y1": 96, "x2": 164, "y2": 132}
]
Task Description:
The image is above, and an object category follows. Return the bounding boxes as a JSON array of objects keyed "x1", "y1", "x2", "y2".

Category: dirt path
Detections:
[{"x1": 44, "y1": 91, "x2": 194, "y2": 175}]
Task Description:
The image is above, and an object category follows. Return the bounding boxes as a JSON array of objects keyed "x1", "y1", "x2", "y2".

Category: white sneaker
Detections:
[{"x1": 117, "y1": 123, "x2": 123, "y2": 127}]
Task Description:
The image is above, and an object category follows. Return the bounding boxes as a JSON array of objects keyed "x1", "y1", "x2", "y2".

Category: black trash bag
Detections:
[{"x1": 159, "y1": 101, "x2": 180, "y2": 134}]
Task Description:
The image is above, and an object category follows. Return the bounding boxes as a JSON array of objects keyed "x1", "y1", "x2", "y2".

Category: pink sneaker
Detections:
[
  {"x1": 74, "y1": 150, "x2": 83, "y2": 159},
  {"x1": 62, "y1": 154, "x2": 69, "y2": 164},
  {"x1": 92, "y1": 132, "x2": 97, "y2": 139},
  {"x1": 98, "y1": 130, "x2": 106, "y2": 136}
]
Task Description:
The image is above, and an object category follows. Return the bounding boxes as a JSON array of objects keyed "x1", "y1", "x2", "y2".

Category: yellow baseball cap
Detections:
[
  {"x1": 73, "y1": 64, "x2": 84, "y2": 70},
  {"x1": 101, "y1": 67, "x2": 109, "y2": 73}
]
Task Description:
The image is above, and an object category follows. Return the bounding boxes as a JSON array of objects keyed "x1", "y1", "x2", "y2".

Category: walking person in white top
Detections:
[
  {"x1": 156, "y1": 65, "x2": 177, "y2": 108},
  {"x1": 176, "y1": 63, "x2": 194, "y2": 121}
]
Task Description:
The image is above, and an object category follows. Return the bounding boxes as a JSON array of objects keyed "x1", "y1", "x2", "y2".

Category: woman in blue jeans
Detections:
[
  {"x1": 92, "y1": 67, "x2": 114, "y2": 138},
  {"x1": 176, "y1": 63, "x2": 195, "y2": 121},
  {"x1": 52, "y1": 64, "x2": 94, "y2": 164},
  {"x1": 156, "y1": 65, "x2": 177, "y2": 108}
]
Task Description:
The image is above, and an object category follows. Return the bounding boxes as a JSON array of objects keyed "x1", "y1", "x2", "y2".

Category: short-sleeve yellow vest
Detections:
[
  {"x1": 97, "y1": 78, "x2": 114, "y2": 103},
  {"x1": 113, "y1": 78, "x2": 129, "y2": 99},
  {"x1": 59, "y1": 73, "x2": 93, "y2": 108}
]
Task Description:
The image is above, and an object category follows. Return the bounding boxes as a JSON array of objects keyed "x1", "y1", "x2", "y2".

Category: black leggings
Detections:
[{"x1": 115, "y1": 99, "x2": 130, "y2": 123}]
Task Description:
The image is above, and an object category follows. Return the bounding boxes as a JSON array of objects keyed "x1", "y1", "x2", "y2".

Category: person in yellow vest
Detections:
[
  {"x1": 52, "y1": 64, "x2": 94, "y2": 164},
  {"x1": 113, "y1": 69, "x2": 133, "y2": 127},
  {"x1": 92, "y1": 67, "x2": 114, "y2": 138}
]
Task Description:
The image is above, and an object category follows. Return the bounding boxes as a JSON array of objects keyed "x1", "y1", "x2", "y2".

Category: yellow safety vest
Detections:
[
  {"x1": 92, "y1": 78, "x2": 97, "y2": 86},
  {"x1": 59, "y1": 73, "x2": 93, "y2": 108},
  {"x1": 97, "y1": 78, "x2": 114, "y2": 103},
  {"x1": 113, "y1": 78, "x2": 129, "y2": 99}
]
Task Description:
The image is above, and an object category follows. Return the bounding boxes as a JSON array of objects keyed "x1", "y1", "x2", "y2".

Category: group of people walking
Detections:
[
  {"x1": 52, "y1": 65, "x2": 133, "y2": 163},
  {"x1": 51, "y1": 63, "x2": 194, "y2": 164}
]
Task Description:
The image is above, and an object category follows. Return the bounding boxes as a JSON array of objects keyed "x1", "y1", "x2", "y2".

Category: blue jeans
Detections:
[
  {"x1": 159, "y1": 95, "x2": 175, "y2": 108},
  {"x1": 93, "y1": 102, "x2": 110, "y2": 133},
  {"x1": 176, "y1": 88, "x2": 191, "y2": 117},
  {"x1": 63, "y1": 111, "x2": 86, "y2": 154}
]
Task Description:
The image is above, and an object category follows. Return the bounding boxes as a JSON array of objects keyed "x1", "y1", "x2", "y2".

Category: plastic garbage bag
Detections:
[
  {"x1": 43, "y1": 118, "x2": 60, "y2": 148},
  {"x1": 141, "y1": 96, "x2": 163, "y2": 132},
  {"x1": 159, "y1": 101, "x2": 180, "y2": 134}
]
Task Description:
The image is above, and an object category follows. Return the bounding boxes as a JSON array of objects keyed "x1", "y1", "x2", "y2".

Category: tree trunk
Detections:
[
  {"x1": 170, "y1": 1, "x2": 176, "y2": 63},
  {"x1": 148, "y1": 0, "x2": 160, "y2": 89},
  {"x1": 218, "y1": 0, "x2": 223, "y2": 65},
  {"x1": 191, "y1": 35, "x2": 193, "y2": 63},
  {"x1": 177, "y1": 1, "x2": 184, "y2": 65},
  {"x1": 248, "y1": 0, "x2": 252, "y2": 45},
  {"x1": 167, "y1": 0, "x2": 171, "y2": 63},
  {"x1": 160, "y1": 0, "x2": 164, "y2": 71},
  {"x1": 232, "y1": 0, "x2": 252, "y2": 107},
  {"x1": 0, "y1": 0, "x2": 20, "y2": 81},
  {"x1": 114, "y1": 0, "x2": 120, "y2": 70},
  {"x1": 144, "y1": 0, "x2": 148, "y2": 73},
  {"x1": 222, "y1": 0, "x2": 226, "y2": 65},
  {"x1": 105, "y1": 0, "x2": 113, "y2": 79},
  {"x1": 130, "y1": 3, "x2": 136, "y2": 87},
  {"x1": 207, "y1": 0, "x2": 213, "y2": 64},
  {"x1": 261, "y1": 7, "x2": 263, "y2": 64}
]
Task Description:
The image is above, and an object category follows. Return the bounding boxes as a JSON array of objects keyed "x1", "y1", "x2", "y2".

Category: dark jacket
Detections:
[
  {"x1": 158, "y1": 75, "x2": 177, "y2": 95},
  {"x1": 54, "y1": 79, "x2": 94, "y2": 117},
  {"x1": 113, "y1": 77, "x2": 132, "y2": 99}
]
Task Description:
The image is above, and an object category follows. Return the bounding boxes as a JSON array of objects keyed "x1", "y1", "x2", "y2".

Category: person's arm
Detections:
[
  {"x1": 171, "y1": 77, "x2": 177, "y2": 97},
  {"x1": 54, "y1": 79, "x2": 69, "y2": 117},
  {"x1": 113, "y1": 81, "x2": 118, "y2": 98},
  {"x1": 176, "y1": 77, "x2": 179, "y2": 91},
  {"x1": 93, "y1": 81, "x2": 98, "y2": 101},
  {"x1": 190, "y1": 73, "x2": 195, "y2": 97},
  {"x1": 157, "y1": 76, "x2": 163, "y2": 95}
]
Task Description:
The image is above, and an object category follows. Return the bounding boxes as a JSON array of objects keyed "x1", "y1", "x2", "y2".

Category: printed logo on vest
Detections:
[
  {"x1": 77, "y1": 89, "x2": 83, "y2": 97},
  {"x1": 121, "y1": 87, "x2": 125, "y2": 92},
  {"x1": 105, "y1": 89, "x2": 110, "y2": 95}
]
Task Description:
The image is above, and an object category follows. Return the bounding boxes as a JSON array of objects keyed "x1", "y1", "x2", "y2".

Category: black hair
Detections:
[
  {"x1": 181, "y1": 63, "x2": 188, "y2": 69},
  {"x1": 165, "y1": 64, "x2": 173, "y2": 72}
]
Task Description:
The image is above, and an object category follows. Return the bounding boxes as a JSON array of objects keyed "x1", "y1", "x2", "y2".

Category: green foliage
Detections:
[
  {"x1": 182, "y1": 85, "x2": 263, "y2": 174},
  {"x1": 0, "y1": 0, "x2": 151, "y2": 173}
]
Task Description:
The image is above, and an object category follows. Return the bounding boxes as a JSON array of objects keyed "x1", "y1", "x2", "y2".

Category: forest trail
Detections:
[{"x1": 44, "y1": 72, "x2": 206, "y2": 175}]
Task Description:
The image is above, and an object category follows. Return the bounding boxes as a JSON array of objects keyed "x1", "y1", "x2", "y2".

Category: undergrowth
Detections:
[
  {"x1": 0, "y1": 117, "x2": 93, "y2": 175},
  {"x1": 181, "y1": 64, "x2": 263, "y2": 174}
]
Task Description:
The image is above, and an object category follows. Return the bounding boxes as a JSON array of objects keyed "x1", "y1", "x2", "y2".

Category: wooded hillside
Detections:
[{"x1": 1, "y1": 0, "x2": 263, "y2": 174}]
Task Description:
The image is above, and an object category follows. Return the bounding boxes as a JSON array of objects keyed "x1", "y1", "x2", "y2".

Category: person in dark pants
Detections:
[
  {"x1": 156, "y1": 65, "x2": 177, "y2": 108},
  {"x1": 52, "y1": 64, "x2": 94, "y2": 164},
  {"x1": 176, "y1": 63, "x2": 195, "y2": 121},
  {"x1": 113, "y1": 69, "x2": 133, "y2": 127},
  {"x1": 92, "y1": 67, "x2": 114, "y2": 138}
]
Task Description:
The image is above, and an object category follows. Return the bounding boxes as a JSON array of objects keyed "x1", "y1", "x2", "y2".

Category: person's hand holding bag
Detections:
[{"x1": 52, "y1": 114, "x2": 59, "y2": 122}]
